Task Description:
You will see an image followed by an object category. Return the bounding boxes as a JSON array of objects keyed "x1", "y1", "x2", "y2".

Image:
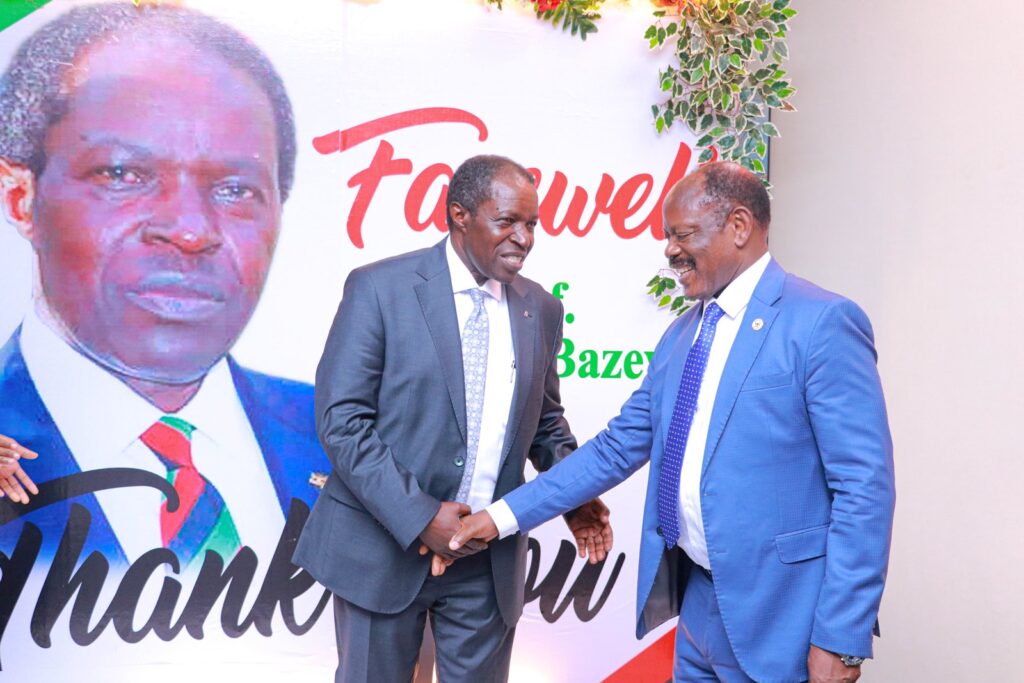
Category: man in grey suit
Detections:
[{"x1": 293, "y1": 155, "x2": 612, "y2": 682}]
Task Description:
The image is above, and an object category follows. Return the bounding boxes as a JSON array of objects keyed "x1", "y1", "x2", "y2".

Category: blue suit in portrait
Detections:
[
  {"x1": 0, "y1": 330, "x2": 327, "y2": 565},
  {"x1": 501, "y1": 260, "x2": 895, "y2": 683}
]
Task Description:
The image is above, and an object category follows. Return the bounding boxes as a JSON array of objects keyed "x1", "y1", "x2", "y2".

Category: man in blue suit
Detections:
[
  {"x1": 0, "y1": 4, "x2": 326, "y2": 568},
  {"x1": 452, "y1": 162, "x2": 896, "y2": 682}
]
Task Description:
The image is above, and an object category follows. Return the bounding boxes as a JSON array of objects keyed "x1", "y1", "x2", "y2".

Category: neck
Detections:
[
  {"x1": 450, "y1": 235, "x2": 486, "y2": 285},
  {"x1": 122, "y1": 376, "x2": 203, "y2": 413}
]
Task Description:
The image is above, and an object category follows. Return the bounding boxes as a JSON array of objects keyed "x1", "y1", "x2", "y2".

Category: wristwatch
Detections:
[{"x1": 839, "y1": 654, "x2": 865, "y2": 667}]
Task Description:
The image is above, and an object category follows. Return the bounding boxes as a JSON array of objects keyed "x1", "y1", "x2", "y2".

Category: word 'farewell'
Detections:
[{"x1": 313, "y1": 107, "x2": 695, "y2": 248}]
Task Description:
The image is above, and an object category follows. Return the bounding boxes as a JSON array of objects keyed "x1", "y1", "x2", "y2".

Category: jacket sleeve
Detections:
[
  {"x1": 314, "y1": 268, "x2": 440, "y2": 550},
  {"x1": 806, "y1": 298, "x2": 896, "y2": 658},
  {"x1": 526, "y1": 303, "x2": 578, "y2": 474},
  {"x1": 504, "y1": 317, "x2": 679, "y2": 532}
]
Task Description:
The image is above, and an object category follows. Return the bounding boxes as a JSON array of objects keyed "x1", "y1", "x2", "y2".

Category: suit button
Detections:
[
  {"x1": 454, "y1": 457, "x2": 465, "y2": 467},
  {"x1": 656, "y1": 525, "x2": 663, "y2": 537}
]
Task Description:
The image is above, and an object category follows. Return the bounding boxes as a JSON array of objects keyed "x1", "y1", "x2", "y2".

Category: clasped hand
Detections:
[{"x1": 430, "y1": 497, "x2": 613, "y2": 576}]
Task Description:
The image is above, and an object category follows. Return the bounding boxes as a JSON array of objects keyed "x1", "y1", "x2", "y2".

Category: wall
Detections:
[{"x1": 770, "y1": 2, "x2": 1024, "y2": 680}]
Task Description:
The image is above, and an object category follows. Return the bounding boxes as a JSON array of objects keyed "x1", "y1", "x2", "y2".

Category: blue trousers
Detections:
[{"x1": 674, "y1": 566, "x2": 756, "y2": 683}]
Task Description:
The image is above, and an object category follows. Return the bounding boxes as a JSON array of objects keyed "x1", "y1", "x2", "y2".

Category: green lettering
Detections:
[
  {"x1": 623, "y1": 350, "x2": 644, "y2": 379},
  {"x1": 600, "y1": 351, "x2": 623, "y2": 379},
  {"x1": 578, "y1": 349, "x2": 600, "y2": 378},
  {"x1": 558, "y1": 338, "x2": 576, "y2": 378},
  {"x1": 644, "y1": 351, "x2": 655, "y2": 364}
]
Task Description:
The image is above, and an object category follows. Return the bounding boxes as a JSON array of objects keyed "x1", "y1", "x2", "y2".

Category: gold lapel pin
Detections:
[
  {"x1": 309, "y1": 472, "x2": 328, "y2": 489},
  {"x1": 752, "y1": 318, "x2": 764, "y2": 331},
  {"x1": 523, "y1": 310, "x2": 531, "y2": 318}
]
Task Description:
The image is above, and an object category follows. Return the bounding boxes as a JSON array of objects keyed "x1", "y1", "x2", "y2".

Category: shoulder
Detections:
[
  {"x1": 231, "y1": 364, "x2": 315, "y2": 435},
  {"x1": 776, "y1": 272, "x2": 875, "y2": 344},
  {"x1": 349, "y1": 245, "x2": 436, "y2": 282}
]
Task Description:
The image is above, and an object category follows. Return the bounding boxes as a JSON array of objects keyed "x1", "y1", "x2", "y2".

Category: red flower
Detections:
[{"x1": 536, "y1": 0, "x2": 563, "y2": 12}]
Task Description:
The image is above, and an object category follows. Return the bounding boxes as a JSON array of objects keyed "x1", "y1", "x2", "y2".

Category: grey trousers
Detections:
[{"x1": 333, "y1": 550, "x2": 515, "y2": 683}]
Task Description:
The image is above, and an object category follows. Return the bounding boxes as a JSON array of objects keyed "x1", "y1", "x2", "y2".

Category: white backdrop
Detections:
[{"x1": 0, "y1": 1, "x2": 697, "y2": 680}]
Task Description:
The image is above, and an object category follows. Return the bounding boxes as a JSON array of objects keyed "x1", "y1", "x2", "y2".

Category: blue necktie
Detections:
[
  {"x1": 657, "y1": 301, "x2": 725, "y2": 549},
  {"x1": 456, "y1": 289, "x2": 489, "y2": 503}
]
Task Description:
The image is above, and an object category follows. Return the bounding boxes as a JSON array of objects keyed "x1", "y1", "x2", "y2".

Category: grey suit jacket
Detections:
[{"x1": 293, "y1": 239, "x2": 577, "y2": 625}]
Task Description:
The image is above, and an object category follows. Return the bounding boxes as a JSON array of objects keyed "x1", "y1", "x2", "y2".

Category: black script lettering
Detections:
[
  {"x1": 31, "y1": 504, "x2": 112, "y2": 647},
  {"x1": 523, "y1": 538, "x2": 625, "y2": 623},
  {"x1": 0, "y1": 523, "x2": 41, "y2": 669}
]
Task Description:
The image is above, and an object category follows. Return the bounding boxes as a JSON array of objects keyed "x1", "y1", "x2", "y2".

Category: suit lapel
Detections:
[
  {"x1": 230, "y1": 359, "x2": 310, "y2": 512},
  {"x1": 497, "y1": 279, "x2": 536, "y2": 473},
  {"x1": 0, "y1": 331, "x2": 126, "y2": 562},
  {"x1": 414, "y1": 242, "x2": 467, "y2": 442},
  {"x1": 700, "y1": 260, "x2": 785, "y2": 477},
  {"x1": 660, "y1": 308, "x2": 703, "y2": 445}
]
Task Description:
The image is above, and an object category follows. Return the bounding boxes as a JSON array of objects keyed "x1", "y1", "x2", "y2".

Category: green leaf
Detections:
[
  {"x1": 709, "y1": 126, "x2": 725, "y2": 138},
  {"x1": 719, "y1": 88, "x2": 731, "y2": 110},
  {"x1": 659, "y1": 295, "x2": 672, "y2": 307},
  {"x1": 735, "y1": 1, "x2": 751, "y2": 15},
  {"x1": 774, "y1": 42, "x2": 789, "y2": 59},
  {"x1": 718, "y1": 134, "x2": 737, "y2": 150},
  {"x1": 728, "y1": 53, "x2": 743, "y2": 69},
  {"x1": 761, "y1": 121, "x2": 781, "y2": 136},
  {"x1": 698, "y1": 148, "x2": 715, "y2": 163},
  {"x1": 782, "y1": 8, "x2": 797, "y2": 18},
  {"x1": 751, "y1": 158, "x2": 765, "y2": 173},
  {"x1": 696, "y1": 134, "x2": 714, "y2": 147},
  {"x1": 765, "y1": 93, "x2": 783, "y2": 107},
  {"x1": 656, "y1": 116, "x2": 665, "y2": 133},
  {"x1": 644, "y1": 25, "x2": 657, "y2": 40},
  {"x1": 652, "y1": 104, "x2": 660, "y2": 118},
  {"x1": 756, "y1": 141, "x2": 767, "y2": 157},
  {"x1": 755, "y1": 27, "x2": 771, "y2": 40},
  {"x1": 754, "y1": 37, "x2": 765, "y2": 52},
  {"x1": 773, "y1": 0, "x2": 789, "y2": 9},
  {"x1": 646, "y1": 274, "x2": 660, "y2": 287},
  {"x1": 666, "y1": 22, "x2": 678, "y2": 37},
  {"x1": 657, "y1": 27, "x2": 666, "y2": 44},
  {"x1": 670, "y1": 296, "x2": 687, "y2": 311},
  {"x1": 699, "y1": 114, "x2": 713, "y2": 130}
]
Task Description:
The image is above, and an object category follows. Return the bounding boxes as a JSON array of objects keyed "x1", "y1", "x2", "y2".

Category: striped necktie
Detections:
[{"x1": 140, "y1": 416, "x2": 241, "y2": 566}]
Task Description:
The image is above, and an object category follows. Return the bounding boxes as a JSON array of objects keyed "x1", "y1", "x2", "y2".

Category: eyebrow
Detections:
[{"x1": 76, "y1": 135, "x2": 273, "y2": 176}]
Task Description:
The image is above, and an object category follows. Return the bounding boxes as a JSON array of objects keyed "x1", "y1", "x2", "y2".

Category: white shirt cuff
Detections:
[{"x1": 485, "y1": 500, "x2": 520, "y2": 539}]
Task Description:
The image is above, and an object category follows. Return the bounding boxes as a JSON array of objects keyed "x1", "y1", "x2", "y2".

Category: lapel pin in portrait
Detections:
[
  {"x1": 309, "y1": 472, "x2": 328, "y2": 490},
  {"x1": 752, "y1": 318, "x2": 764, "y2": 331}
]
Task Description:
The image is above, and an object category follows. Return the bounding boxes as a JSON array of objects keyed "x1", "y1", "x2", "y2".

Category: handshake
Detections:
[{"x1": 418, "y1": 498, "x2": 613, "y2": 576}]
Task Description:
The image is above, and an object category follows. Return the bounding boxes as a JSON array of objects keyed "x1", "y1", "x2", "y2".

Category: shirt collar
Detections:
[
  {"x1": 445, "y1": 237, "x2": 504, "y2": 302},
  {"x1": 20, "y1": 305, "x2": 239, "y2": 458},
  {"x1": 707, "y1": 251, "x2": 772, "y2": 319}
]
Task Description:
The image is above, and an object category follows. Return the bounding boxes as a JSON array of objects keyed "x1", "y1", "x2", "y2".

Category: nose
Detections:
[
  {"x1": 664, "y1": 238, "x2": 680, "y2": 260},
  {"x1": 510, "y1": 223, "x2": 533, "y2": 251},
  {"x1": 142, "y1": 177, "x2": 221, "y2": 254}
]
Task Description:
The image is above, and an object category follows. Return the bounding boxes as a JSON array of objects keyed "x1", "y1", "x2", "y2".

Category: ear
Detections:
[
  {"x1": 0, "y1": 158, "x2": 36, "y2": 242},
  {"x1": 728, "y1": 205, "x2": 755, "y2": 249},
  {"x1": 448, "y1": 200, "x2": 471, "y2": 234}
]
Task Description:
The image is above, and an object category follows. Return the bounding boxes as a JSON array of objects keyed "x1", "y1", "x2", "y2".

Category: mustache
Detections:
[{"x1": 669, "y1": 257, "x2": 694, "y2": 271}]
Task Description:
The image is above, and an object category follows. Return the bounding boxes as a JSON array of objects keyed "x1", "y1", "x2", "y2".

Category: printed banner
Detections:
[{"x1": 0, "y1": 1, "x2": 699, "y2": 679}]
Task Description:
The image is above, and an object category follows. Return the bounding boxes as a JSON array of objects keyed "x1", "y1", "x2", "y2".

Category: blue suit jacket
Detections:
[
  {"x1": 0, "y1": 331, "x2": 327, "y2": 565},
  {"x1": 503, "y1": 260, "x2": 895, "y2": 683}
]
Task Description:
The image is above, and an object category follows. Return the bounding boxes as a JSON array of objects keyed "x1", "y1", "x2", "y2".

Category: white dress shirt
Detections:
[
  {"x1": 488, "y1": 252, "x2": 773, "y2": 547},
  {"x1": 445, "y1": 239, "x2": 517, "y2": 513},
  {"x1": 676, "y1": 251, "x2": 771, "y2": 569},
  {"x1": 19, "y1": 306, "x2": 286, "y2": 564}
]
